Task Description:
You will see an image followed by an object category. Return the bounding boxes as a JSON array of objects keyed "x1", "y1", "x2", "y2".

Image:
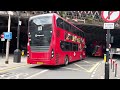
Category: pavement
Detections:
[
  {"x1": 109, "y1": 58, "x2": 120, "y2": 79},
  {"x1": 90, "y1": 57, "x2": 120, "y2": 79},
  {"x1": 0, "y1": 54, "x2": 28, "y2": 72}
]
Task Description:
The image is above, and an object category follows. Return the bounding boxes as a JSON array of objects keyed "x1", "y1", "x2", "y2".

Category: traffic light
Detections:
[
  {"x1": 0, "y1": 33, "x2": 5, "y2": 41},
  {"x1": 0, "y1": 34, "x2": 4, "y2": 39}
]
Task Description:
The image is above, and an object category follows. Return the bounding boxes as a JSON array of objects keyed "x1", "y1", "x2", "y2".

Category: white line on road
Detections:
[
  {"x1": 5, "y1": 73, "x2": 29, "y2": 79},
  {"x1": 92, "y1": 72, "x2": 95, "y2": 75},
  {"x1": 25, "y1": 70, "x2": 49, "y2": 79},
  {"x1": 91, "y1": 74, "x2": 94, "y2": 78},
  {"x1": 83, "y1": 60, "x2": 91, "y2": 64},
  {"x1": 62, "y1": 67, "x2": 82, "y2": 71},
  {"x1": 15, "y1": 73, "x2": 29, "y2": 79}
]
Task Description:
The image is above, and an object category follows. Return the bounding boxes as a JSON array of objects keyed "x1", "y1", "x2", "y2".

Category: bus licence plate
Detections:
[{"x1": 37, "y1": 62, "x2": 43, "y2": 65}]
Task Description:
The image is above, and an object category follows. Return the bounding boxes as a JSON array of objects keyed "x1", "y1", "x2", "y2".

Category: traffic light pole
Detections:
[{"x1": 105, "y1": 29, "x2": 110, "y2": 79}]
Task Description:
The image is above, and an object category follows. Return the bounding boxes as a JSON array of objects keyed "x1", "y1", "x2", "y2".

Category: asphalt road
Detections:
[{"x1": 0, "y1": 57, "x2": 103, "y2": 79}]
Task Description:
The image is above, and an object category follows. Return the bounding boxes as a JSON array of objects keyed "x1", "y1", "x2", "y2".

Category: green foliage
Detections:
[
  {"x1": 58, "y1": 11, "x2": 66, "y2": 18},
  {"x1": 86, "y1": 15, "x2": 94, "y2": 24}
]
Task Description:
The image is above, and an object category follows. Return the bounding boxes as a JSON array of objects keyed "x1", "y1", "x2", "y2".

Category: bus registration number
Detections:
[{"x1": 37, "y1": 62, "x2": 43, "y2": 65}]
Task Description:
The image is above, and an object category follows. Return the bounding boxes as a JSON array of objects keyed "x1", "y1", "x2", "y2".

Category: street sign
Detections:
[
  {"x1": 101, "y1": 11, "x2": 120, "y2": 23},
  {"x1": 104, "y1": 23, "x2": 114, "y2": 29},
  {"x1": 4, "y1": 32, "x2": 12, "y2": 39}
]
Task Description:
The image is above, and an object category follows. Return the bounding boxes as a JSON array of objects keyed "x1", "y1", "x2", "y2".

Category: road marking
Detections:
[
  {"x1": 6, "y1": 73, "x2": 27, "y2": 79},
  {"x1": 92, "y1": 72, "x2": 95, "y2": 75},
  {"x1": 90, "y1": 61, "x2": 102, "y2": 79},
  {"x1": 1, "y1": 72, "x2": 29, "y2": 79},
  {"x1": 0, "y1": 64, "x2": 29, "y2": 73},
  {"x1": 0, "y1": 73, "x2": 9, "y2": 78},
  {"x1": 74, "y1": 63, "x2": 89, "y2": 72},
  {"x1": 62, "y1": 67, "x2": 82, "y2": 71},
  {"x1": 88, "y1": 62, "x2": 100, "y2": 72},
  {"x1": 82, "y1": 60, "x2": 97, "y2": 65},
  {"x1": 94, "y1": 62, "x2": 101, "y2": 72},
  {"x1": 77, "y1": 65, "x2": 92, "y2": 66},
  {"x1": 25, "y1": 70, "x2": 49, "y2": 79},
  {"x1": 74, "y1": 61, "x2": 101, "y2": 73},
  {"x1": 91, "y1": 74, "x2": 94, "y2": 77},
  {"x1": 83, "y1": 60, "x2": 91, "y2": 64}
]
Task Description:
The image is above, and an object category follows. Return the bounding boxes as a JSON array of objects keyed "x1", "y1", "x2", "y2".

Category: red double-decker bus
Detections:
[{"x1": 27, "y1": 13, "x2": 86, "y2": 66}]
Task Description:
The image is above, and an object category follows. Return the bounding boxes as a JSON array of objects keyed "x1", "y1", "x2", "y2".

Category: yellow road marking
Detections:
[
  {"x1": 88, "y1": 62, "x2": 100, "y2": 72},
  {"x1": 74, "y1": 63, "x2": 89, "y2": 72},
  {"x1": 74, "y1": 62, "x2": 100, "y2": 73},
  {"x1": 0, "y1": 64, "x2": 29, "y2": 73}
]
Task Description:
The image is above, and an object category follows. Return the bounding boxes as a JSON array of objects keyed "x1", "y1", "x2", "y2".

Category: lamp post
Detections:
[
  {"x1": 5, "y1": 11, "x2": 13, "y2": 64},
  {"x1": 13, "y1": 11, "x2": 21, "y2": 63}
]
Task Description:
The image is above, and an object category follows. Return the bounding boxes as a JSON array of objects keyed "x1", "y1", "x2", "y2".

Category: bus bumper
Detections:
[{"x1": 27, "y1": 58, "x2": 57, "y2": 66}]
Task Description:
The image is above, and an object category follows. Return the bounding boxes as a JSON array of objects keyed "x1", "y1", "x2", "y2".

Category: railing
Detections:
[{"x1": 0, "y1": 11, "x2": 120, "y2": 27}]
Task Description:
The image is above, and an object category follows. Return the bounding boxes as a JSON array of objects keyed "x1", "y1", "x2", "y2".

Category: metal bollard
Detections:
[
  {"x1": 21, "y1": 50, "x2": 24, "y2": 56},
  {"x1": 113, "y1": 61, "x2": 115, "y2": 72},
  {"x1": 104, "y1": 54, "x2": 106, "y2": 62},
  {"x1": 115, "y1": 63, "x2": 117, "y2": 77},
  {"x1": 111, "y1": 59, "x2": 112, "y2": 69}
]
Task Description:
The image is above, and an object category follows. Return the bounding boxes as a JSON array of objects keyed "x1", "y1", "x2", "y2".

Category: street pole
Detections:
[
  {"x1": 105, "y1": 29, "x2": 110, "y2": 79},
  {"x1": 2, "y1": 41, "x2": 4, "y2": 58},
  {"x1": 13, "y1": 11, "x2": 21, "y2": 63},
  {"x1": 5, "y1": 12, "x2": 13, "y2": 64},
  {"x1": 17, "y1": 11, "x2": 20, "y2": 49}
]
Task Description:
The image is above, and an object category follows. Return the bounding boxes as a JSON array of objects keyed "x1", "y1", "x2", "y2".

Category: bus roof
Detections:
[
  {"x1": 29, "y1": 13, "x2": 55, "y2": 21},
  {"x1": 29, "y1": 13, "x2": 84, "y2": 33},
  {"x1": 55, "y1": 13, "x2": 84, "y2": 33}
]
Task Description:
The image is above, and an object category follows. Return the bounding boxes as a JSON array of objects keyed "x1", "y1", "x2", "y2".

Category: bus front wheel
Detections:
[{"x1": 64, "y1": 56, "x2": 69, "y2": 66}]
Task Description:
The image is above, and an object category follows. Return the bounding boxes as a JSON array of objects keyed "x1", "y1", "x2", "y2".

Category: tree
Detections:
[{"x1": 58, "y1": 11, "x2": 66, "y2": 18}]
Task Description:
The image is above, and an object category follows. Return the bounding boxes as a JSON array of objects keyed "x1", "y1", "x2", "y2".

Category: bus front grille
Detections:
[{"x1": 31, "y1": 46, "x2": 50, "y2": 52}]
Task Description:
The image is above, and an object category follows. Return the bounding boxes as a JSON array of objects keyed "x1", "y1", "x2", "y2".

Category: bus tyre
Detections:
[{"x1": 64, "y1": 56, "x2": 69, "y2": 65}]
